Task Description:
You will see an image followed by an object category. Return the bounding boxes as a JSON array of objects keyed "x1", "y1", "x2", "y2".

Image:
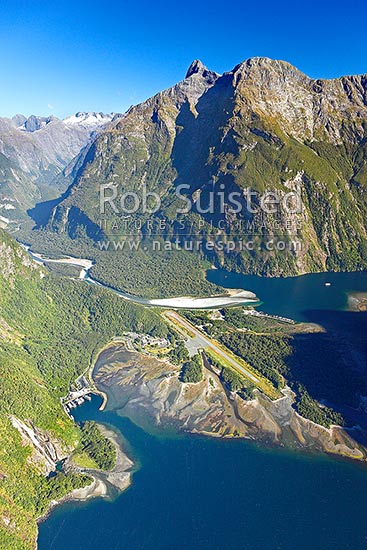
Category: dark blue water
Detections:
[
  {"x1": 38, "y1": 396, "x2": 367, "y2": 550},
  {"x1": 207, "y1": 269, "x2": 367, "y2": 322},
  {"x1": 38, "y1": 270, "x2": 367, "y2": 550}
]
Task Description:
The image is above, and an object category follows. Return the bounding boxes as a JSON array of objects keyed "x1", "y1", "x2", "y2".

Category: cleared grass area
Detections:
[
  {"x1": 161, "y1": 311, "x2": 197, "y2": 338},
  {"x1": 145, "y1": 346, "x2": 173, "y2": 355},
  {"x1": 72, "y1": 451, "x2": 99, "y2": 470},
  {"x1": 205, "y1": 347, "x2": 280, "y2": 400}
]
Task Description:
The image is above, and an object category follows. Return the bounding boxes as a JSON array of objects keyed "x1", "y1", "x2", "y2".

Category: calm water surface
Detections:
[{"x1": 207, "y1": 269, "x2": 367, "y2": 322}]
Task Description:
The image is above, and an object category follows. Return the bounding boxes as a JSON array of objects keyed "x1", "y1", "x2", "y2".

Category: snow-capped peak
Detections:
[{"x1": 63, "y1": 112, "x2": 114, "y2": 127}]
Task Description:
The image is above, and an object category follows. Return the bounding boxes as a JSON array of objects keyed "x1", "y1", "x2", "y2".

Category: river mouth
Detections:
[
  {"x1": 207, "y1": 268, "x2": 367, "y2": 321},
  {"x1": 23, "y1": 244, "x2": 367, "y2": 314},
  {"x1": 22, "y1": 245, "x2": 261, "y2": 309},
  {"x1": 84, "y1": 274, "x2": 260, "y2": 309}
]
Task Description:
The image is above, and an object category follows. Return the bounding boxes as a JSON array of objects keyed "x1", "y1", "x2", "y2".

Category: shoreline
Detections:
[
  {"x1": 37, "y1": 419, "x2": 134, "y2": 525},
  {"x1": 87, "y1": 341, "x2": 118, "y2": 411},
  {"x1": 38, "y1": 320, "x2": 367, "y2": 528},
  {"x1": 83, "y1": 273, "x2": 259, "y2": 308},
  {"x1": 348, "y1": 291, "x2": 367, "y2": 312}
]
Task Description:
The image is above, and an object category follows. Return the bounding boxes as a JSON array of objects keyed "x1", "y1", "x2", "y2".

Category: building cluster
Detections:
[
  {"x1": 243, "y1": 309, "x2": 295, "y2": 324},
  {"x1": 121, "y1": 332, "x2": 169, "y2": 349},
  {"x1": 63, "y1": 386, "x2": 92, "y2": 416}
]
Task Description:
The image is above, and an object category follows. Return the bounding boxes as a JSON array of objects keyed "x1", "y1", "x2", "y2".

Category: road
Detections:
[{"x1": 164, "y1": 311, "x2": 260, "y2": 384}]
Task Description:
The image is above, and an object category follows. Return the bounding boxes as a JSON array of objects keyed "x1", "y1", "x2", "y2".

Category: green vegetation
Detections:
[
  {"x1": 220, "y1": 365, "x2": 247, "y2": 392},
  {"x1": 207, "y1": 357, "x2": 255, "y2": 399},
  {"x1": 77, "y1": 422, "x2": 116, "y2": 471},
  {"x1": 90, "y1": 246, "x2": 221, "y2": 299},
  {"x1": 220, "y1": 332, "x2": 290, "y2": 389},
  {"x1": 169, "y1": 339, "x2": 189, "y2": 365},
  {"x1": 0, "y1": 220, "x2": 364, "y2": 548},
  {"x1": 223, "y1": 308, "x2": 292, "y2": 334},
  {"x1": 184, "y1": 308, "x2": 355, "y2": 427},
  {"x1": 30, "y1": 79, "x2": 367, "y2": 285},
  {"x1": 22, "y1": 229, "x2": 222, "y2": 299},
  {"x1": 295, "y1": 386, "x2": 345, "y2": 428},
  {"x1": 3, "y1": 61, "x2": 367, "y2": 547},
  {"x1": 168, "y1": 310, "x2": 280, "y2": 399},
  {"x1": 180, "y1": 354, "x2": 203, "y2": 383},
  {"x1": 0, "y1": 228, "x2": 167, "y2": 549},
  {"x1": 35, "y1": 472, "x2": 92, "y2": 517}
]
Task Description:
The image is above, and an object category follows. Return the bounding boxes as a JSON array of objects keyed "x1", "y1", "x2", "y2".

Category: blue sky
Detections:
[{"x1": 0, "y1": 0, "x2": 366, "y2": 118}]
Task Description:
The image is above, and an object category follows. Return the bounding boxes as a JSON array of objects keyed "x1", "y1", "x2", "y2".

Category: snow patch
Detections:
[{"x1": 63, "y1": 112, "x2": 113, "y2": 127}]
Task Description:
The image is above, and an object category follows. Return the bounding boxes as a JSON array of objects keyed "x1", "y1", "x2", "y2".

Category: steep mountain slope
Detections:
[
  {"x1": 47, "y1": 58, "x2": 367, "y2": 279},
  {"x1": 0, "y1": 152, "x2": 39, "y2": 226},
  {"x1": 0, "y1": 112, "x2": 116, "y2": 224}
]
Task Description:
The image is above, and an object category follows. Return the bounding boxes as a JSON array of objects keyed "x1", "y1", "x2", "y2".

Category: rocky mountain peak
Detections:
[
  {"x1": 63, "y1": 111, "x2": 114, "y2": 127},
  {"x1": 11, "y1": 114, "x2": 27, "y2": 127},
  {"x1": 231, "y1": 56, "x2": 309, "y2": 84},
  {"x1": 185, "y1": 59, "x2": 219, "y2": 83},
  {"x1": 20, "y1": 114, "x2": 58, "y2": 132},
  {"x1": 0, "y1": 109, "x2": 118, "y2": 224},
  {"x1": 186, "y1": 59, "x2": 207, "y2": 77},
  {"x1": 46, "y1": 57, "x2": 367, "y2": 280}
]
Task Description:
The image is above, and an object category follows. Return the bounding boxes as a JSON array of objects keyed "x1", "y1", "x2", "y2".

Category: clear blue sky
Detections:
[{"x1": 0, "y1": 0, "x2": 366, "y2": 118}]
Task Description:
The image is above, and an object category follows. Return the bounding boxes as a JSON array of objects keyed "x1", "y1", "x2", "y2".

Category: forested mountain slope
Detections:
[{"x1": 0, "y1": 228, "x2": 166, "y2": 549}]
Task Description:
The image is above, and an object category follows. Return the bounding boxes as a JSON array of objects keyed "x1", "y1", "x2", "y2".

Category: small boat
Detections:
[{"x1": 325, "y1": 282, "x2": 331, "y2": 287}]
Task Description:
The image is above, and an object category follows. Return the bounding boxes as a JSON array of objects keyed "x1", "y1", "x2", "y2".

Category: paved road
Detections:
[{"x1": 165, "y1": 311, "x2": 260, "y2": 384}]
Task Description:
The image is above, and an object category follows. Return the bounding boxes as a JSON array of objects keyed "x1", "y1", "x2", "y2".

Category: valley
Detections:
[{"x1": 1, "y1": 226, "x2": 367, "y2": 549}]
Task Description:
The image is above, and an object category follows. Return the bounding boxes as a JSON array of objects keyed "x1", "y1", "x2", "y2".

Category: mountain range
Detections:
[
  {"x1": 0, "y1": 112, "x2": 116, "y2": 226},
  {"x1": 42, "y1": 58, "x2": 367, "y2": 277}
]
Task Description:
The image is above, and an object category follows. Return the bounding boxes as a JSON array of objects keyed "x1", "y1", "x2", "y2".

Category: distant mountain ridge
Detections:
[
  {"x1": 0, "y1": 111, "x2": 118, "y2": 225},
  {"x1": 46, "y1": 57, "x2": 367, "y2": 276}
]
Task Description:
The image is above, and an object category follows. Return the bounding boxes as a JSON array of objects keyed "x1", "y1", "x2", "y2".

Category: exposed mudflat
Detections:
[{"x1": 93, "y1": 345, "x2": 367, "y2": 462}]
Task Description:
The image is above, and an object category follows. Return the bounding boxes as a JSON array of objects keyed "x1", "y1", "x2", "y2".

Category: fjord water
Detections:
[
  {"x1": 38, "y1": 271, "x2": 367, "y2": 550},
  {"x1": 207, "y1": 269, "x2": 367, "y2": 322},
  {"x1": 38, "y1": 396, "x2": 367, "y2": 550}
]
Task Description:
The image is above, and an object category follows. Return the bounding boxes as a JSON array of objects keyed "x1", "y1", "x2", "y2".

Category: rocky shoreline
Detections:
[
  {"x1": 37, "y1": 423, "x2": 134, "y2": 524},
  {"x1": 348, "y1": 291, "x2": 367, "y2": 312}
]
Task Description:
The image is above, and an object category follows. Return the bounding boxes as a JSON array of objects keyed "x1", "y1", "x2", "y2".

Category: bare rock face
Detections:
[
  {"x1": 0, "y1": 228, "x2": 43, "y2": 286},
  {"x1": 21, "y1": 115, "x2": 57, "y2": 133},
  {"x1": 0, "y1": 112, "x2": 115, "y2": 177},
  {"x1": 185, "y1": 59, "x2": 219, "y2": 83},
  {"x1": 229, "y1": 57, "x2": 367, "y2": 143},
  {"x1": 10, "y1": 417, "x2": 67, "y2": 475},
  {"x1": 93, "y1": 346, "x2": 367, "y2": 462}
]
